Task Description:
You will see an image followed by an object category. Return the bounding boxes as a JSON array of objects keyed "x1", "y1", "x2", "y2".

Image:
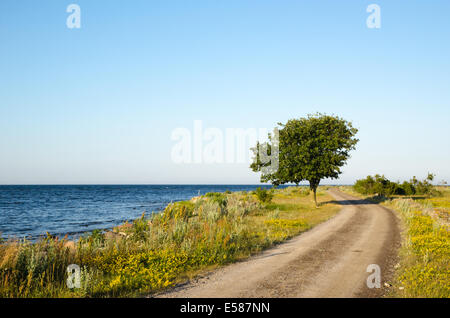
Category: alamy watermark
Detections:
[
  {"x1": 65, "y1": 4, "x2": 380, "y2": 30},
  {"x1": 66, "y1": 4, "x2": 81, "y2": 29},
  {"x1": 67, "y1": 264, "x2": 81, "y2": 289},
  {"x1": 366, "y1": 264, "x2": 381, "y2": 288},
  {"x1": 366, "y1": 4, "x2": 381, "y2": 29},
  {"x1": 170, "y1": 120, "x2": 279, "y2": 173}
]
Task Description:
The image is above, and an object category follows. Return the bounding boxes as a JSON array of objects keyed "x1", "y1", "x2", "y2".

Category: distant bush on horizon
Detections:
[{"x1": 353, "y1": 173, "x2": 438, "y2": 197}]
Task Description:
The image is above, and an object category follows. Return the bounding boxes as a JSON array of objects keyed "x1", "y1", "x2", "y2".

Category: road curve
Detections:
[{"x1": 155, "y1": 189, "x2": 401, "y2": 298}]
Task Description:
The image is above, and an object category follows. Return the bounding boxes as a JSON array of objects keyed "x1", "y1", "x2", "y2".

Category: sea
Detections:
[{"x1": 0, "y1": 184, "x2": 285, "y2": 241}]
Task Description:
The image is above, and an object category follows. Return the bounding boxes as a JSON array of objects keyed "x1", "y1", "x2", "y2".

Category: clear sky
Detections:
[{"x1": 1, "y1": 1, "x2": 449, "y2": 185}]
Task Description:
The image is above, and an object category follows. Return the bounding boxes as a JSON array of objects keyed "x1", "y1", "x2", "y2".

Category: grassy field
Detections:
[
  {"x1": 0, "y1": 186, "x2": 340, "y2": 298},
  {"x1": 339, "y1": 186, "x2": 450, "y2": 298}
]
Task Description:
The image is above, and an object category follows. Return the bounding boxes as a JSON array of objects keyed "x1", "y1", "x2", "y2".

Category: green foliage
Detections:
[
  {"x1": 254, "y1": 187, "x2": 274, "y2": 204},
  {"x1": 0, "y1": 238, "x2": 76, "y2": 297},
  {"x1": 89, "y1": 229, "x2": 105, "y2": 244},
  {"x1": 401, "y1": 181, "x2": 415, "y2": 196},
  {"x1": 354, "y1": 174, "x2": 438, "y2": 197},
  {"x1": 131, "y1": 213, "x2": 151, "y2": 242},
  {"x1": 204, "y1": 192, "x2": 228, "y2": 209},
  {"x1": 162, "y1": 202, "x2": 194, "y2": 223},
  {"x1": 411, "y1": 173, "x2": 437, "y2": 196},
  {"x1": 251, "y1": 113, "x2": 358, "y2": 206},
  {"x1": 354, "y1": 174, "x2": 403, "y2": 196}
]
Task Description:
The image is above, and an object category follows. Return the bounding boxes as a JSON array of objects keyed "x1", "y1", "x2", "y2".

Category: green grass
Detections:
[
  {"x1": 0, "y1": 186, "x2": 340, "y2": 298},
  {"x1": 339, "y1": 185, "x2": 450, "y2": 298}
]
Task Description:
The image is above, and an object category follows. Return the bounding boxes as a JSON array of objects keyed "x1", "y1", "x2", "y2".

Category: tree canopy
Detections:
[{"x1": 250, "y1": 113, "x2": 359, "y2": 206}]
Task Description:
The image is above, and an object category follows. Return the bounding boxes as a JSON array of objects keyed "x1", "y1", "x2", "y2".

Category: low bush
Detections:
[
  {"x1": 254, "y1": 187, "x2": 274, "y2": 204},
  {"x1": 353, "y1": 173, "x2": 438, "y2": 197}
]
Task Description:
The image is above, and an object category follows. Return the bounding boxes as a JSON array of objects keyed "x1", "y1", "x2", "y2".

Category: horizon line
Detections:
[{"x1": 0, "y1": 183, "x2": 351, "y2": 186}]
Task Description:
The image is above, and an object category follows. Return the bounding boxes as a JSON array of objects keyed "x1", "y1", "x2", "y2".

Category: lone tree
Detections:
[{"x1": 250, "y1": 113, "x2": 359, "y2": 206}]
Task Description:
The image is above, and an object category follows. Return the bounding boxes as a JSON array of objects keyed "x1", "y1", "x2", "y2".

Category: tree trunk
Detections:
[
  {"x1": 309, "y1": 179, "x2": 320, "y2": 207},
  {"x1": 313, "y1": 187, "x2": 318, "y2": 207}
]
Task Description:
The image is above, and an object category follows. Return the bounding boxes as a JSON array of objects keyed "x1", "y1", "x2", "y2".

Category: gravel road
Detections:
[{"x1": 155, "y1": 189, "x2": 401, "y2": 298}]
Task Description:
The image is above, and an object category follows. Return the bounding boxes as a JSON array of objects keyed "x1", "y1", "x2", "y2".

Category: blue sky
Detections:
[{"x1": 0, "y1": 0, "x2": 449, "y2": 184}]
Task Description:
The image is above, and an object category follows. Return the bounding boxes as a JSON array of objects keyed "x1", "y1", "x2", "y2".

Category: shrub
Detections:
[
  {"x1": 89, "y1": 229, "x2": 105, "y2": 245},
  {"x1": 255, "y1": 187, "x2": 273, "y2": 204},
  {"x1": 162, "y1": 202, "x2": 194, "y2": 222},
  {"x1": 131, "y1": 213, "x2": 151, "y2": 242},
  {"x1": 354, "y1": 174, "x2": 438, "y2": 197},
  {"x1": 353, "y1": 175, "x2": 376, "y2": 195},
  {"x1": 410, "y1": 174, "x2": 437, "y2": 196},
  {"x1": 204, "y1": 192, "x2": 227, "y2": 210},
  {"x1": 401, "y1": 181, "x2": 416, "y2": 196}
]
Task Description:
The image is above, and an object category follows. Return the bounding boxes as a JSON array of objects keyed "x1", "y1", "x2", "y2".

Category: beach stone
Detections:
[
  {"x1": 105, "y1": 231, "x2": 123, "y2": 242},
  {"x1": 63, "y1": 241, "x2": 76, "y2": 251},
  {"x1": 191, "y1": 196, "x2": 201, "y2": 203}
]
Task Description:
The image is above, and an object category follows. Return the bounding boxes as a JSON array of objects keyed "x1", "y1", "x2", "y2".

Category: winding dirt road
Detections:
[{"x1": 156, "y1": 189, "x2": 401, "y2": 298}]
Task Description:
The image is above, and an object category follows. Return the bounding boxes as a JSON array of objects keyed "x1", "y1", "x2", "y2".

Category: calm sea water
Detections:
[{"x1": 0, "y1": 185, "x2": 281, "y2": 240}]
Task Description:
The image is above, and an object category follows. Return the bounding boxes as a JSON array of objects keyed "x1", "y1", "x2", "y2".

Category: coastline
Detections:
[
  {"x1": 0, "y1": 185, "x2": 340, "y2": 297},
  {"x1": 0, "y1": 184, "x2": 294, "y2": 242}
]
